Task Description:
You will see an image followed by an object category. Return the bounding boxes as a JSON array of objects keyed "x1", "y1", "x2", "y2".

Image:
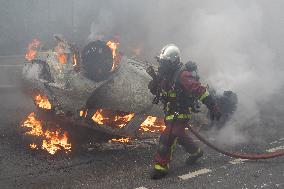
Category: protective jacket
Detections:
[{"x1": 150, "y1": 61, "x2": 211, "y2": 121}]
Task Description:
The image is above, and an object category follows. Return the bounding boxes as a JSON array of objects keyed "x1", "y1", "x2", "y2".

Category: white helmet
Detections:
[{"x1": 157, "y1": 44, "x2": 181, "y2": 64}]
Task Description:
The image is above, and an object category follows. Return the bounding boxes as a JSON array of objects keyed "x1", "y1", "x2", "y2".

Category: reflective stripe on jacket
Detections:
[{"x1": 161, "y1": 70, "x2": 209, "y2": 121}]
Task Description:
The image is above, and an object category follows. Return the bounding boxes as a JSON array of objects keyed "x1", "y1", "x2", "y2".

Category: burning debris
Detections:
[
  {"x1": 72, "y1": 54, "x2": 78, "y2": 67},
  {"x1": 91, "y1": 109, "x2": 135, "y2": 128},
  {"x1": 25, "y1": 39, "x2": 40, "y2": 61},
  {"x1": 54, "y1": 40, "x2": 68, "y2": 64},
  {"x1": 140, "y1": 116, "x2": 165, "y2": 133},
  {"x1": 21, "y1": 112, "x2": 71, "y2": 155},
  {"x1": 29, "y1": 143, "x2": 37, "y2": 149},
  {"x1": 106, "y1": 40, "x2": 120, "y2": 71},
  {"x1": 81, "y1": 108, "x2": 165, "y2": 132},
  {"x1": 108, "y1": 137, "x2": 131, "y2": 143},
  {"x1": 33, "y1": 93, "x2": 52, "y2": 110}
]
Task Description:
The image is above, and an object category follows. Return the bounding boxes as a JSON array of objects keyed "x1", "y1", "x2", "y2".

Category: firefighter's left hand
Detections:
[{"x1": 210, "y1": 104, "x2": 221, "y2": 121}]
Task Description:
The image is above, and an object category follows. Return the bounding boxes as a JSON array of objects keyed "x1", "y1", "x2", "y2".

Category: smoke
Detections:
[
  {"x1": 193, "y1": 1, "x2": 283, "y2": 146},
  {"x1": 88, "y1": 9, "x2": 114, "y2": 42},
  {"x1": 182, "y1": 1, "x2": 282, "y2": 146},
  {"x1": 86, "y1": 0, "x2": 284, "y2": 146},
  {"x1": 1, "y1": 0, "x2": 283, "y2": 146}
]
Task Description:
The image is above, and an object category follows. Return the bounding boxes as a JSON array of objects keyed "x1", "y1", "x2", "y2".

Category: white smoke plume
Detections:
[
  {"x1": 88, "y1": 9, "x2": 114, "y2": 42},
  {"x1": 85, "y1": 0, "x2": 284, "y2": 147},
  {"x1": 182, "y1": 1, "x2": 282, "y2": 146}
]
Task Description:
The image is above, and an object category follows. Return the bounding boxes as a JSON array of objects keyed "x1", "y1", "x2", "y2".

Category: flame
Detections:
[
  {"x1": 92, "y1": 109, "x2": 106, "y2": 125},
  {"x1": 106, "y1": 40, "x2": 119, "y2": 71},
  {"x1": 92, "y1": 109, "x2": 134, "y2": 128},
  {"x1": 89, "y1": 109, "x2": 165, "y2": 132},
  {"x1": 115, "y1": 114, "x2": 135, "y2": 128},
  {"x1": 54, "y1": 42, "x2": 67, "y2": 64},
  {"x1": 30, "y1": 143, "x2": 38, "y2": 149},
  {"x1": 22, "y1": 112, "x2": 44, "y2": 136},
  {"x1": 108, "y1": 137, "x2": 130, "y2": 143},
  {"x1": 25, "y1": 39, "x2": 40, "y2": 61},
  {"x1": 21, "y1": 112, "x2": 71, "y2": 155},
  {"x1": 140, "y1": 116, "x2": 166, "y2": 133},
  {"x1": 57, "y1": 54, "x2": 67, "y2": 64},
  {"x1": 42, "y1": 130, "x2": 71, "y2": 155},
  {"x1": 73, "y1": 54, "x2": 77, "y2": 67},
  {"x1": 80, "y1": 109, "x2": 88, "y2": 118},
  {"x1": 34, "y1": 94, "x2": 52, "y2": 110}
]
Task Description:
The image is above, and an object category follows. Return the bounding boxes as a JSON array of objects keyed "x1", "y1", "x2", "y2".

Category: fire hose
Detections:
[{"x1": 189, "y1": 126, "x2": 284, "y2": 160}]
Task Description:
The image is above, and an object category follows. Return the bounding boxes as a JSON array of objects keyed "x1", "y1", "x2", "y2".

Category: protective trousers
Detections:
[{"x1": 154, "y1": 119, "x2": 200, "y2": 169}]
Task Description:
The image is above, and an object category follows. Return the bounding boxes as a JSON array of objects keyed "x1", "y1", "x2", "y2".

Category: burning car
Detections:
[{"x1": 22, "y1": 35, "x2": 165, "y2": 138}]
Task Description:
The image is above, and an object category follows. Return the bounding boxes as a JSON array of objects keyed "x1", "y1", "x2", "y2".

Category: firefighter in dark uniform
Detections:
[{"x1": 148, "y1": 44, "x2": 221, "y2": 179}]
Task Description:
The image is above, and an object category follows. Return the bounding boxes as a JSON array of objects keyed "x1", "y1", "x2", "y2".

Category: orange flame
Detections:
[
  {"x1": 23, "y1": 112, "x2": 44, "y2": 136},
  {"x1": 80, "y1": 109, "x2": 88, "y2": 118},
  {"x1": 89, "y1": 109, "x2": 165, "y2": 132},
  {"x1": 42, "y1": 130, "x2": 71, "y2": 155},
  {"x1": 92, "y1": 109, "x2": 106, "y2": 125},
  {"x1": 34, "y1": 94, "x2": 52, "y2": 110},
  {"x1": 21, "y1": 112, "x2": 71, "y2": 155},
  {"x1": 57, "y1": 54, "x2": 67, "y2": 64},
  {"x1": 108, "y1": 137, "x2": 130, "y2": 143},
  {"x1": 92, "y1": 109, "x2": 134, "y2": 128},
  {"x1": 30, "y1": 143, "x2": 38, "y2": 149},
  {"x1": 106, "y1": 40, "x2": 119, "y2": 71},
  {"x1": 73, "y1": 54, "x2": 77, "y2": 67},
  {"x1": 25, "y1": 39, "x2": 40, "y2": 61},
  {"x1": 55, "y1": 42, "x2": 67, "y2": 64},
  {"x1": 140, "y1": 116, "x2": 166, "y2": 133}
]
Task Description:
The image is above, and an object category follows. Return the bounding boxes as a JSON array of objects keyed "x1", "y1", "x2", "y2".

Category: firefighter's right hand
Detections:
[{"x1": 209, "y1": 104, "x2": 221, "y2": 121}]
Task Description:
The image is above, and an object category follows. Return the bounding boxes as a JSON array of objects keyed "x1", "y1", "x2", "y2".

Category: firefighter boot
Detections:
[
  {"x1": 185, "y1": 148, "x2": 203, "y2": 165},
  {"x1": 151, "y1": 164, "x2": 169, "y2": 179}
]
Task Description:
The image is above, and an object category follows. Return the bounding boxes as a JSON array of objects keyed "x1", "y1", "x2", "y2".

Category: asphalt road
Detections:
[{"x1": 0, "y1": 56, "x2": 283, "y2": 189}]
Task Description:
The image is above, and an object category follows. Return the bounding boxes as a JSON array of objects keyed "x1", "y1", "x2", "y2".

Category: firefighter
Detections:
[{"x1": 148, "y1": 44, "x2": 221, "y2": 179}]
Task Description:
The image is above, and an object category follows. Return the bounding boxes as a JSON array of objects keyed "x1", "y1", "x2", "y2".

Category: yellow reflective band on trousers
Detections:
[
  {"x1": 165, "y1": 114, "x2": 192, "y2": 121},
  {"x1": 199, "y1": 90, "x2": 209, "y2": 102},
  {"x1": 162, "y1": 90, "x2": 177, "y2": 98},
  {"x1": 154, "y1": 164, "x2": 169, "y2": 172}
]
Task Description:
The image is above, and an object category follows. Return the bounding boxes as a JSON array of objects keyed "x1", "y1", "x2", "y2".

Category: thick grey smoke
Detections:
[
  {"x1": 181, "y1": 1, "x2": 283, "y2": 146},
  {"x1": 87, "y1": 0, "x2": 284, "y2": 146},
  {"x1": 88, "y1": 9, "x2": 114, "y2": 42},
  {"x1": 1, "y1": 0, "x2": 283, "y2": 146}
]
